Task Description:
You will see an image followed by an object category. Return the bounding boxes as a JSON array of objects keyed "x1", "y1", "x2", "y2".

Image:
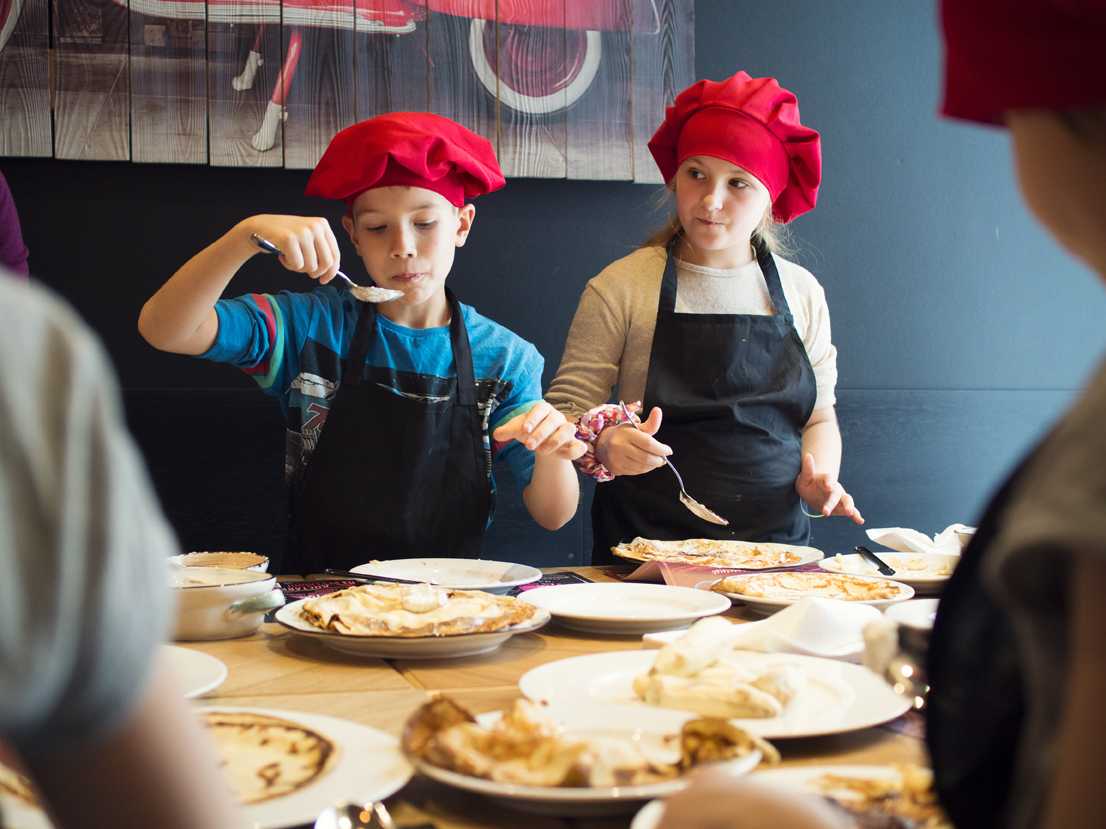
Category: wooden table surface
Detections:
[{"x1": 181, "y1": 566, "x2": 926, "y2": 828}]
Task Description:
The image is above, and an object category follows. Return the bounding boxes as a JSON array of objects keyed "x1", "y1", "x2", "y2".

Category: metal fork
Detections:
[{"x1": 618, "y1": 401, "x2": 728, "y2": 526}]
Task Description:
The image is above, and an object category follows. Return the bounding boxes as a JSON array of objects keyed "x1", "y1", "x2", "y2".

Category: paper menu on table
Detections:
[{"x1": 625, "y1": 559, "x2": 823, "y2": 586}]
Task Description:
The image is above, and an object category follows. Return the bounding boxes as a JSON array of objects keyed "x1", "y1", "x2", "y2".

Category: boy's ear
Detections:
[
  {"x1": 340, "y1": 213, "x2": 357, "y2": 248},
  {"x1": 455, "y1": 204, "x2": 476, "y2": 247}
]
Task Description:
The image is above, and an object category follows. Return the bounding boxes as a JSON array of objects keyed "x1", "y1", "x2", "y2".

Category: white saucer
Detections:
[
  {"x1": 164, "y1": 644, "x2": 228, "y2": 698},
  {"x1": 885, "y1": 598, "x2": 939, "y2": 630},
  {"x1": 519, "y1": 583, "x2": 731, "y2": 634},
  {"x1": 349, "y1": 558, "x2": 541, "y2": 593}
]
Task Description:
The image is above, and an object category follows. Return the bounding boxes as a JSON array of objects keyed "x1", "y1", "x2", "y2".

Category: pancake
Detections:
[
  {"x1": 203, "y1": 711, "x2": 336, "y2": 805},
  {"x1": 714, "y1": 571, "x2": 907, "y2": 602},
  {"x1": 299, "y1": 582, "x2": 537, "y2": 637},
  {"x1": 612, "y1": 537, "x2": 806, "y2": 569}
]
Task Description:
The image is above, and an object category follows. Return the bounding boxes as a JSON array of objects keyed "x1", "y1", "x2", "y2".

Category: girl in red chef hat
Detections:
[
  {"x1": 657, "y1": 4, "x2": 1106, "y2": 829},
  {"x1": 139, "y1": 112, "x2": 585, "y2": 574},
  {"x1": 548, "y1": 70, "x2": 862, "y2": 561}
]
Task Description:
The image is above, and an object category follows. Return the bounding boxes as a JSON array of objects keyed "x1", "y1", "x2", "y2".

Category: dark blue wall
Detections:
[{"x1": 4, "y1": 0, "x2": 1104, "y2": 567}]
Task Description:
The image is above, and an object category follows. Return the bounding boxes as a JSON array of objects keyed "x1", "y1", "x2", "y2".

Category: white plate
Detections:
[
  {"x1": 349, "y1": 558, "x2": 541, "y2": 593},
  {"x1": 519, "y1": 583, "x2": 731, "y2": 634},
  {"x1": 164, "y1": 644, "x2": 228, "y2": 698},
  {"x1": 274, "y1": 598, "x2": 550, "y2": 659},
  {"x1": 519, "y1": 650, "x2": 910, "y2": 739},
  {"x1": 709, "y1": 573, "x2": 915, "y2": 614},
  {"x1": 885, "y1": 598, "x2": 939, "y2": 631},
  {"x1": 411, "y1": 706, "x2": 761, "y2": 816},
  {"x1": 630, "y1": 765, "x2": 916, "y2": 829},
  {"x1": 819, "y1": 553, "x2": 957, "y2": 591},
  {"x1": 200, "y1": 706, "x2": 411, "y2": 829}
]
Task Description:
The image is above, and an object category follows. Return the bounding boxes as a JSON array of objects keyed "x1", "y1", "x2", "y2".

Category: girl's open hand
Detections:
[
  {"x1": 244, "y1": 215, "x2": 341, "y2": 283},
  {"x1": 794, "y1": 452, "x2": 864, "y2": 523},
  {"x1": 493, "y1": 402, "x2": 587, "y2": 461},
  {"x1": 595, "y1": 404, "x2": 672, "y2": 476}
]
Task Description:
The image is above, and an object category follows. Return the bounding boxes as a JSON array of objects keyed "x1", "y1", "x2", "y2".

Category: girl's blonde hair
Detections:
[{"x1": 643, "y1": 187, "x2": 795, "y2": 259}]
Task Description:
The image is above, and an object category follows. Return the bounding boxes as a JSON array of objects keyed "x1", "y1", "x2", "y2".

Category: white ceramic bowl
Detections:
[
  {"x1": 171, "y1": 566, "x2": 285, "y2": 641},
  {"x1": 170, "y1": 551, "x2": 270, "y2": 572}
]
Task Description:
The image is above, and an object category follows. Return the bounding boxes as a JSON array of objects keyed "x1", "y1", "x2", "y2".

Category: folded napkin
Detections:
[
  {"x1": 865, "y1": 523, "x2": 975, "y2": 555},
  {"x1": 643, "y1": 597, "x2": 882, "y2": 662}
]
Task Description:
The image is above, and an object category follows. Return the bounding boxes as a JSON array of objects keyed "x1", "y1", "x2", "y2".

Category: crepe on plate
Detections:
[
  {"x1": 203, "y1": 711, "x2": 337, "y2": 805},
  {"x1": 713, "y1": 571, "x2": 907, "y2": 602},
  {"x1": 0, "y1": 763, "x2": 38, "y2": 809},
  {"x1": 299, "y1": 582, "x2": 537, "y2": 637},
  {"x1": 810, "y1": 765, "x2": 951, "y2": 828},
  {"x1": 633, "y1": 616, "x2": 807, "y2": 718},
  {"x1": 403, "y1": 697, "x2": 777, "y2": 788},
  {"x1": 612, "y1": 537, "x2": 806, "y2": 569}
]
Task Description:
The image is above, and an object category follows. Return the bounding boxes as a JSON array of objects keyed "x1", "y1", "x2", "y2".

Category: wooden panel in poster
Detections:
[
  {"x1": 426, "y1": 4, "x2": 495, "y2": 164},
  {"x1": 630, "y1": 0, "x2": 692, "y2": 183},
  {"x1": 0, "y1": 0, "x2": 50, "y2": 156},
  {"x1": 283, "y1": 1, "x2": 357, "y2": 170},
  {"x1": 494, "y1": 2, "x2": 567, "y2": 179},
  {"x1": 566, "y1": 0, "x2": 631, "y2": 180},
  {"x1": 130, "y1": 3, "x2": 207, "y2": 164},
  {"x1": 208, "y1": 6, "x2": 283, "y2": 167},
  {"x1": 53, "y1": 0, "x2": 130, "y2": 160},
  {"x1": 354, "y1": 0, "x2": 429, "y2": 120},
  {"x1": 0, "y1": 0, "x2": 51, "y2": 156}
]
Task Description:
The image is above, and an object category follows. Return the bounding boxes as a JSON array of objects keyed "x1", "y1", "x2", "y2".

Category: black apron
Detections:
[
  {"x1": 592, "y1": 238, "x2": 817, "y2": 563},
  {"x1": 926, "y1": 448, "x2": 1036, "y2": 828},
  {"x1": 287, "y1": 289, "x2": 491, "y2": 573}
]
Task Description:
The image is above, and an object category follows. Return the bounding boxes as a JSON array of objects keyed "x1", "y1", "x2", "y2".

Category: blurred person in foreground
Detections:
[
  {"x1": 0, "y1": 171, "x2": 28, "y2": 278},
  {"x1": 659, "y1": 1, "x2": 1106, "y2": 827},
  {"x1": 0, "y1": 271, "x2": 241, "y2": 827}
]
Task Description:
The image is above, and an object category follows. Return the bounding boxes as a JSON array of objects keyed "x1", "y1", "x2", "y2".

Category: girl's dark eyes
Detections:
[
  {"x1": 730, "y1": 179, "x2": 748, "y2": 188},
  {"x1": 415, "y1": 222, "x2": 437, "y2": 229}
]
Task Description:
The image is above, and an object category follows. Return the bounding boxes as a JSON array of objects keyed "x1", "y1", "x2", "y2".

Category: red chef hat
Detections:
[
  {"x1": 648, "y1": 71, "x2": 822, "y2": 223},
  {"x1": 305, "y1": 112, "x2": 506, "y2": 208},
  {"x1": 941, "y1": 0, "x2": 1106, "y2": 126}
]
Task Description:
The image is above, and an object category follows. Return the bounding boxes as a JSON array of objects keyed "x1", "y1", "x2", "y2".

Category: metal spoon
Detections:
[
  {"x1": 314, "y1": 801, "x2": 396, "y2": 829},
  {"x1": 322, "y1": 568, "x2": 426, "y2": 586},
  {"x1": 250, "y1": 232, "x2": 404, "y2": 303},
  {"x1": 618, "y1": 401, "x2": 729, "y2": 526}
]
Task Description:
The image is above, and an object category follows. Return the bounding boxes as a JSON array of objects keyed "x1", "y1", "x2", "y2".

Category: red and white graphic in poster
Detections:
[{"x1": 0, "y1": 0, "x2": 692, "y2": 180}]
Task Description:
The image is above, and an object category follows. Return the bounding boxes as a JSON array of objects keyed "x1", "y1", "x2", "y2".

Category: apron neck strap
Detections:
[
  {"x1": 754, "y1": 236, "x2": 793, "y2": 323},
  {"x1": 660, "y1": 236, "x2": 795, "y2": 323},
  {"x1": 658, "y1": 239, "x2": 680, "y2": 313},
  {"x1": 342, "y1": 290, "x2": 476, "y2": 405},
  {"x1": 446, "y1": 288, "x2": 476, "y2": 406}
]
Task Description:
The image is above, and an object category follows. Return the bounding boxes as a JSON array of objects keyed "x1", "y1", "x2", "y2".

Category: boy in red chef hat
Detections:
[
  {"x1": 548, "y1": 70, "x2": 862, "y2": 561},
  {"x1": 139, "y1": 112, "x2": 584, "y2": 574}
]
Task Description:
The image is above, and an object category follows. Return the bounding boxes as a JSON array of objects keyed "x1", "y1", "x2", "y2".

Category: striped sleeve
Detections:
[{"x1": 199, "y1": 293, "x2": 287, "y2": 391}]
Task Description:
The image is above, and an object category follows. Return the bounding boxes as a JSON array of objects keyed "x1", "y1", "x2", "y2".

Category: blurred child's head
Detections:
[
  {"x1": 306, "y1": 112, "x2": 505, "y2": 307},
  {"x1": 645, "y1": 71, "x2": 821, "y2": 261},
  {"x1": 942, "y1": 0, "x2": 1106, "y2": 277}
]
